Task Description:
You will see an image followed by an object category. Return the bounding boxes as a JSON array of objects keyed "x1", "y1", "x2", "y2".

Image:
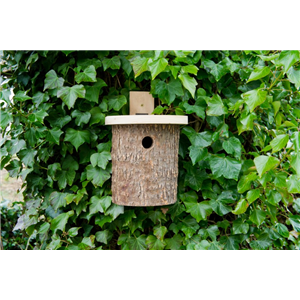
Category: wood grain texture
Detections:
[
  {"x1": 105, "y1": 115, "x2": 188, "y2": 125},
  {"x1": 111, "y1": 124, "x2": 180, "y2": 206},
  {"x1": 129, "y1": 91, "x2": 154, "y2": 115}
]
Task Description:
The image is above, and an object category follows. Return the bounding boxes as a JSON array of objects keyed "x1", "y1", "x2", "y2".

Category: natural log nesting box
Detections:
[
  {"x1": 106, "y1": 117, "x2": 187, "y2": 206},
  {"x1": 105, "y1": 92, "x2": 188, "y2": 206}
]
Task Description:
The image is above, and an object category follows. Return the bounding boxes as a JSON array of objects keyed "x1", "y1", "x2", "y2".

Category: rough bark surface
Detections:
[{"x1": 111, "y1": 124, "x2": 180, "y2": 206}]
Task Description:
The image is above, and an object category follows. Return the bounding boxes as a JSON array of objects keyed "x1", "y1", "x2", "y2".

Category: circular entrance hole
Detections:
[{"x1": 142, "y1": 136, "x2": 153, "y2": 149}]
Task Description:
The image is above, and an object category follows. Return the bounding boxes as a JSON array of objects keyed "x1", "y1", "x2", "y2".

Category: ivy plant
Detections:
[
  {"x1": 1, "y1": 50, "x2": 300, "y2": 250},
  {"x1": 0, "y1": 200, "x2": 28, "y2": 249}
]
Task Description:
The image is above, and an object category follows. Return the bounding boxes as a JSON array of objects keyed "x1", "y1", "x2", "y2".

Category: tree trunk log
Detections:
[{"x1": 111, "y1": 124, "x2": 180, "y2": 206}]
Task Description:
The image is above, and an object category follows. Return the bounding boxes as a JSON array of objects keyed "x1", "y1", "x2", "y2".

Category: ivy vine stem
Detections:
[{"x1": 268, "y1": 70, "x2": 284, "y2": 90}]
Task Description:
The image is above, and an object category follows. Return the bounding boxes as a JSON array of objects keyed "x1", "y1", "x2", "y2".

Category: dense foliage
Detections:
[
  {"x1": 0, "y1": 200, "x2": 27, "y2": 249},
  {"x1": 1, "y1": 50, "x2": 300, "y2": 250}
]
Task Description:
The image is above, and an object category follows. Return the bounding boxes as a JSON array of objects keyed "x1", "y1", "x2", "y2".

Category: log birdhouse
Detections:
[{"x1": 105, "y1": 91, "x2": 188, "y2": 206}]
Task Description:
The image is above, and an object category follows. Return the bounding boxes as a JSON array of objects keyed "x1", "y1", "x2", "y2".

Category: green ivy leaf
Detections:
[
  {"x1": 68, "y1": 227, "x2": 80, "y2": 237},
  {"x1": 237, "y1": 172, "x2": 258, "y2": 193},
  {"x1": 47, "y1": 165, "x2": 63, "y2": 184},
  {"x1": 165, "y1": 234, "x2": 183, "y2": 250},
  {"x1": 92, "y1": 196, "x2": 111, "y2": 215},
  {"x1": 57, "y1": 85, "x2": 86, "y2": 109},
  {"x1": 56, "y1": 169, "x2": 76, "y2": 189},
  {"x1": 100, "y1": 196, "x2": 112, "y2": 213},
  {"x1": 77, "y1": 58, "x2": 102, "y2": 70},
  {"x1": 152, "y1": 78, "x2": 184, "y2": 105},
  {"x1": 287, "y1": 175, "x2": 300, "y2": 193},
  {"x1": 198, "y1": 225, "x2": 220, "y2": 241},
  {"x1": 275, "y1": 223, "x2": 289, "y2": 238},
  {"x1": 246, "y1": 189, "x2": 260, "y2": 204},
  {"x1": 71, "y1": 110, "x2": 91, "y2": 126},
  {"x1": 153, "y1": 226, "x2": 167, "y2": 240},
  {"x1": 50, "y1": 210, "x2": 74, "y2": 232},
  {"x1": 275, "y1": 50, "x2": 300, "y2": 73},
  {"x1": 290, "y1": 152, "x2": 300, "y2": 176},
  {"x1": 24, "y1": 128, "x2": 38, "y2": 147},
  {"x1": 102, "y1": 56, "x2": 121, "y2": 71},
  {"x1": 14, "y1": 91, "x2": 32, "y2": 101},
  {"x1": 108, "y1": 95, "x2": 127, "y2": 111},
  {"x1": 62, "y1": 155, "x2": 79, "y2": 171},
  {"x1": 182, "y1": 127, "x2": 213, "y2": 148},
  {"x1": 184, "y1": 165, "x2": 208, "y2": 191},
  {"x1": 181, "y1": 65, "x2": 199, "y2": 75},
  {"x1": 237, "y1": 112, "x2": 257, "y2": 134},
  {"x1": 127, "y1": 234, "x2": 147, "y2": 250},
  {"x1": 266, "y1": 190, "x2": 282, "y2": 206},
  {"x1": 247, "y1": 66, "x2": 270, "y2": 82},
  {"x1": 61, "y1": 51, "x2": 74, "y2": 56},
  {"x1": 258, "y1": 53, "x2": 279, "y2": 61},
  {"x1": 152, "y1": 105, "x2": 167, "y2": 115},
  {"x1": 148, "y1": 210, "x2": 167, "y2": 224},
  {"x1": 182, "y1": 191, "x2": 212, "y2": 222},
  {"x1": 0, "y1": 89, "x2": 11, "y2": 104},
  {"x1": 44, "y1": 70, "x2": 64, "y2": 91},
  {"x1": 90, "y1": 151, "x2": 111, "y2": 169},
  {"x1": 47, "y1": 235, "x2": 62, "y2": 250},
  {"x1": 241, "y1": 89, "x2": 268, "y2": 112},
  {"x1": 250, "y1": 233, "x2": 272, "y2": 250},
  {"x1": 232, "y1": 198, "x2": 248, "y2": 215},
  {"x1": 148, "y1": 58, "x2": 168, "y2": 80},
  {"x1": 202, "y1": 59, "x2": 228, "y2": 81},
  {"x1": 206, "y1": 94, "x2": 228, "y2": 116},
  {"x1": 0, "y1": 111, "x2": 13, "y2": 128},
  {"x1": 85, "y1": 79, "x2": 107, "y2": 103},
  {"x1": 46, "y1": 128, "x2": 63, "y2": 145},
  {"x1": 269, "y1": 134, "x2": 289, "y2": 153},
  {"x1": 0, "y1": 148, "x2": 8, "y2": 161},
  {"x1": 232, "y1": 219, "x2": 249, "y2": 234},
  {"x1": 289, "y1": 215, "x2": 300, "y2": 232},
  {"x1": 209, "y1": 155, "x2": 242, "y2": 180},
  {"x1": 89, "y1": 107, "x2": 105, "y2": 126},
  {"x1": 39, "y1": 222, "x2": 50, "y2": 234},
  {"x1": 86, "y1": 165, "x2": 110, "y2": 187},
  {"x1": 223, "y1": 137, "x2": 242, "y2": 160},
  {"x1": 50, "y1": 192, "x2": 68, "y2": 211},
  {"x1": 221, "y1": 235, "x2": 240, "y2": 250},
  {"x1": 106, "y1": 203, "x2": 124, "y2": 220},
  {"x1": 65, "y1": 189, "x2": 86, "y2": 205},
  {"x1": 291, "y1": 132, "x2": 300, "y2": 151},
  {"x1": 249, "y1": 209, "x2": 266, "y2": 226},
  {"x1": 254, "y1": 155, "x2": 280, "y2": 178},
  {"x1": 18, "y1": 149, "x2": 37, "y2": 168},
  {"x1": 79, "y1": 236, "x2": 95, "y2": 249},
  {"x1": 181, "y1": 216, "x2": 200, "y2": 238},
  {"x1": 131, "y1": 56, "x2": 149, "y2": 77},
  {"x1": 274, "y1": 172, "x2": 287, "y2": 189},
  {"x1": 178, "y1": 73, "x2": 197, "y2": 98},
  {"x1": 188, "y1": 146, "x2": 208, "y2": 165},
  {"x1": 210, "y1": 191, "x2": 235, "y2": 216},
  {"x1": 64, "y1": 128, "x2": 91, "y2": 151},
  {"x1": 146, "y1": 235, "x2": 166, "y2": 250},
  {"x1": 48, "y1": 115, "x2": 71, "y2": 128},
  {"x1": 75, "y1": 65, "x2": 97, "y2": 83},
  {"x1": 95, "y1": 230, "x2": 113, "y2": 244},
  {"x1": 287, "y1": 67, "x2": 300, "y2": 89},
  {"x1": 34, "y1": 110, "x2": 48, "y2": 123},
  {"x1": 5, "y1": 159, "x2": 21, "y2": 177},
  {"x1": 183, "y1": 102, "x2": 206, "y2": 119}
]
